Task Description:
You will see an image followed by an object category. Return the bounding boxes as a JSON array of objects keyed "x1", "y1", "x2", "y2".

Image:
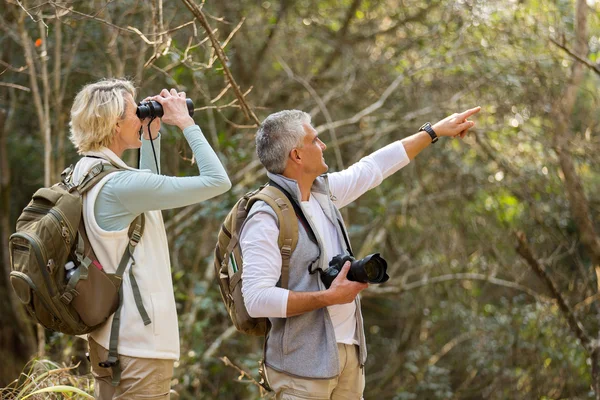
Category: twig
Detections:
[
  {"x1": 221, "y1": 17, "x2": 245, "y2": 50},
  {"x1": 550, "y1": 38, "x2": 600, "y2": 77},
  {"x1": 15, "y1": 0, "x2": 48, "y2": 28},
  {"x1": 180, "y1": 0, "x2": 260, "y2": 125},
  {"x1": 202, "y1": 326, "x2": 237, "y2": 362},
  {"x1": 0, "y1": 82, "x2": 31, "y2": 92},
  {"x1": 220, "y1": 356, "x2": 270, "y2": 397}
]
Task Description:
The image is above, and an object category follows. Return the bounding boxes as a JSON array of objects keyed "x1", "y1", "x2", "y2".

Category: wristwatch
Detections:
[{"x1": 419, "y1": 122, "x2": 438, "y2": 143}]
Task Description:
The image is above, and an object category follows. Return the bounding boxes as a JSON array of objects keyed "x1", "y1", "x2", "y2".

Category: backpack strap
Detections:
[
  {"x1": 248, "y1": 186, "x2": 298, "y2": 289},
  {"x1": 101, "y1": 213, "x2": 147, "y2": 386},
  {"x1": 63, "y1": 159, "x2": 148, "y2": 385}
]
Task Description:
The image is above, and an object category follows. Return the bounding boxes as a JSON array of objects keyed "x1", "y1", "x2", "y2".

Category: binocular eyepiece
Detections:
[
  {"x1": 136, "y1": 98, "x2": 195, "y2": 120},
  {"x1": 320, "y1": 253, "x2": 389, "y2": 289}
]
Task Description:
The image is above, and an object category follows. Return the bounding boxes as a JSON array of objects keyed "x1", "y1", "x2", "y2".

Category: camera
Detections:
[
  {"x1": 136, "y1": 98, "x2": 195, "y2": 119},
  {"x1": 320, "y1": 253, "x2": 389, "y2": 289}
]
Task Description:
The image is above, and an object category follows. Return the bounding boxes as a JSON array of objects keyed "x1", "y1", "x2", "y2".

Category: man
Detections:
[
  {"x1": 69, "y1": 79, "x2": 231, "y2": 398},
  {"x1": 240, "y1": 107, "x2": 480, "y2": 399}
]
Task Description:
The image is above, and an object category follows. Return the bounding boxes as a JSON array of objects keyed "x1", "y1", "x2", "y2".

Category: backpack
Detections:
[
  {"x1": 8, "y1": 161, "x2": 145, "y2": 337},
  {"x1": 214, "y1": 184, "x2": 299, "y2": 336}
]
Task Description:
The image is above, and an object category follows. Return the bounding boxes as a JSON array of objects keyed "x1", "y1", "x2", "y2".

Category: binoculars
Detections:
[{"x1": 136, "y1": 99, "x2": 194, "y2": 119}]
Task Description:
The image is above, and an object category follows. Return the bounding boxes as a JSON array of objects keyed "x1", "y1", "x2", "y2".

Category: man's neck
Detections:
[
  {"x1": 297, "y1": 176, "x2": 314, "y2": 202},
  {"x1": 282, "y1": 170, "x2": 315, "y2": 202}
]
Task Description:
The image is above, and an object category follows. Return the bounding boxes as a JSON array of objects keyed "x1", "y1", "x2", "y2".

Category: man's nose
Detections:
[{"x1": 319, "y1": 139, "x2": 326, "y2": 150}]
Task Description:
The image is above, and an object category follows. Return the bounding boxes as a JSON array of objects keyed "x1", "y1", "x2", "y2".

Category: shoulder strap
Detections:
[
  {"x1": 74, "y1": 162, "x2": 120, "y2": 194},
  {"x1": 267, "y1": 180, "x2": 318, "y2": 245},
  {"x1": 248, "y1": 186, "x2": 298, "y2": 289}
]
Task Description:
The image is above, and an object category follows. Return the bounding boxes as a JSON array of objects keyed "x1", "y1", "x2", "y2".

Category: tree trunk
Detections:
[
  {"x1": 0, "y1": 102, "x2": 36, "y2": 387},
  {"x1": 552, "y1": 0, "x2": 600, "y2": 394}
]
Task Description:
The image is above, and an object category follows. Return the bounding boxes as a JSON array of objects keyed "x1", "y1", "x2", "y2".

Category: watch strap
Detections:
[{"x1": 420, "y1": 122, "x2": 438, "y2": 143}]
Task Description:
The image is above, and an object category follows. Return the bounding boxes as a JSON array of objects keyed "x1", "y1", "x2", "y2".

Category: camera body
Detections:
[
  {"x1": 320, "y1": 253, "x2": 389, "y2": 289},
  {"x1": 136, "y1": 98, "x2": 194, "y2": 119}
]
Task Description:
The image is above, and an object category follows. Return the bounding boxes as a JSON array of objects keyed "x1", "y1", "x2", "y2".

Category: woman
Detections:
[{"x1": 69, "y1": 78, "x2": 231, "y2": 399}]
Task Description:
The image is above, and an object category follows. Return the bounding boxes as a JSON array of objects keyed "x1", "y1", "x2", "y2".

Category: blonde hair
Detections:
[{"x1": 69, "y1": 78, "x2": 136, "y2": 153}]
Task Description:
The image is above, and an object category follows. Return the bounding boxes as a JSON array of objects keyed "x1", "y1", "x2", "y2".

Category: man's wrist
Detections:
[{"x1": 419, "y1": 122, "x2": 438, "y2": 143}]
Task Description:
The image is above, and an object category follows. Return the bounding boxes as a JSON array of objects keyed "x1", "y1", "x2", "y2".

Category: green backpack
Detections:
[
  {"x1": 214, "y1": 184, "x2": 299, "y2": 336},
  {"x1": 8, "y1": 161, "x2": 145, "y2": 336}
]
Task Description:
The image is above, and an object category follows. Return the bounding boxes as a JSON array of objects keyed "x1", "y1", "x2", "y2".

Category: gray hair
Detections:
[
  {"x1": 69, "y1": 78, "x2": 136, "y2": 154},
  {"x1": 255, "y1": 110, "x2": 311, "y2": 174}
]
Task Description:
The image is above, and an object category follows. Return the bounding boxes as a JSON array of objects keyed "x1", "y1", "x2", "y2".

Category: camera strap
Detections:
[
  {"x1": 337, "y1": 219, "x2": 354, "y2": 257},
  {"x1": 146, "y1": 118, "x2": 160, "y2": 173},
  {"x1": 268, "y1": 180, "x2": 318, "y2": 246}
]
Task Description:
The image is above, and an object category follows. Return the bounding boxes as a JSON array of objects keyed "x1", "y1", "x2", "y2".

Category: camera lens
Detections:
[
  {"x1": 350, "y1": 253, "x2": 389, "y2": 284},
  {"x1": 362, "y1": 257, "x2": 387, "y2": 282}
]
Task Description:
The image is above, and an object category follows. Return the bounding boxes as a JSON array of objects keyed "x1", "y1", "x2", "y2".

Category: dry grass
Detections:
[{"x1": 0, "y1": 359, "x2": 93, "y2": 399}]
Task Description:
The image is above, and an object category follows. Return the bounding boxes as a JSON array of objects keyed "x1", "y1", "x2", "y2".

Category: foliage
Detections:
[{"x1": 1, "y1": 0, "x2": 599, "y2": 398}]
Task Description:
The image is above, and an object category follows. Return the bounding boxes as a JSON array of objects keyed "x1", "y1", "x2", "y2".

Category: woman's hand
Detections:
[{"x1": 150, "y1": 89, "x2": 195, "y2": 130}]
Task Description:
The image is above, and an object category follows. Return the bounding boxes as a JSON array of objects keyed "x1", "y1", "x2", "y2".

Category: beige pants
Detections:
[
  {"x1": 266, "y1": 343, "x2": 365, "y2": 400},
  {"x1": 88, "y1": 337, "x2": 174, "y2": 399}
]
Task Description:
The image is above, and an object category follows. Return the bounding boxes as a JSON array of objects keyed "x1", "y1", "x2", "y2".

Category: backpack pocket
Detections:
[
  {"x1": 66, "y1": 264, "x2": 120, "y2": 327},
  {"x1": 10, "y1": 271, "x2": 59, "y2": 329}
]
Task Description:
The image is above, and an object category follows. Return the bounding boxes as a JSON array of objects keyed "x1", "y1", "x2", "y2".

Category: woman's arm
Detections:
[{"x1": 95, "y1": 125, "x2": 231, "y2": 230}]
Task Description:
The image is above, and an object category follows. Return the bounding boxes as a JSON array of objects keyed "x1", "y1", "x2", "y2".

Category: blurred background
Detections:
[{"x1": 1, "y1": 0, "x2": 600, "y2": 398}]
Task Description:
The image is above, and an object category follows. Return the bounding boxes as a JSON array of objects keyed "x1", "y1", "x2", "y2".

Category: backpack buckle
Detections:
[
  {"x1": 281, "y1": 245, "x2": 292, "y2": 258},
  {"x1": 60, "y1": 291, "x2": 74, "y2": 304},
  {"x1": 61, "y1": 165, "x2": 74, "y2": 184},
  {"x1": 98, "y1": 360, "x2": 116, "y2": 368},
  {"x1": 130, "y1": 231, "x2": 141, "y2": 246}
]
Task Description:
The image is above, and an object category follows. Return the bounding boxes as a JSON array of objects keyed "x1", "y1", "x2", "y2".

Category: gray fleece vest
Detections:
[{"x1": 243, "y1": 172, "x2": 367, "y2": 379}]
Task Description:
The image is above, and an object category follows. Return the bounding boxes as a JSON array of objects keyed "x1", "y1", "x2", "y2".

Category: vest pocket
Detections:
[{"x1": 151, "y1": 292, "x2": 167, "y2": 336}]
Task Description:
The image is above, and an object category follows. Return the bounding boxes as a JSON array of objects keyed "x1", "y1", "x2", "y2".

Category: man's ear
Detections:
[{"x1": 289, "y1": 148, "x2": 302, "y2": 165}]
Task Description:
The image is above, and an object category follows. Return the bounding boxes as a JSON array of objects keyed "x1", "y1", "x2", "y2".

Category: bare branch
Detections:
[
  {"x1": 365, "y1": 272, "x2": 546, "y2": 302},
  {"x1": 203, "y1": 326, "x2": 237, "y2": 362},
  {"x1": 220, "y1": 356, "x2": 271, "y2": 397},
  {"x1": 0, "y1": 82, "x2": 30, "y2": 92},
  {"x1": 515, "y1": 231, "x2": 592, "y2": 351},
  {"x1": 315, "y1": 74, "x2": 405, "y2": 134},
  {"x1": 551, "y1": 37, "x2": 600, "y2": 77},
  {"x1": 180, "y1": 0, "x2": 260, "y2": 125},
  {"x1": 278, "y1": 57, "x2": 345, "y2": 170}
]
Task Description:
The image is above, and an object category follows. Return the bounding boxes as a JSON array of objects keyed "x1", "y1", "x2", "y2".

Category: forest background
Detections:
[{"x1": 1, "y1": 0, "x2": 600, "y2": 399}]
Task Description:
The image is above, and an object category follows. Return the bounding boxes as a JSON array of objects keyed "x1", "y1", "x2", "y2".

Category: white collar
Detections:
[{"x1": 83, "y1": 147, "x2": 137, "y2": 171}]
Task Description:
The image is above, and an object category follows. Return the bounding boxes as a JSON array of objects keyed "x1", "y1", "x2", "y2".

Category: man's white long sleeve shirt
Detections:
[{"x1": 240, "y1": 140, "x2": 410, "y2": 343}]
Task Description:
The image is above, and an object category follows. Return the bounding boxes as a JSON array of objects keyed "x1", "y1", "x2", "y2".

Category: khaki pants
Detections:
[
  {"x1": 88, "y1": 337, "x2": 174, "y2": 399},
  {"x1": 266, "y1": 343, "x2": 365, "y2": 400}
]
